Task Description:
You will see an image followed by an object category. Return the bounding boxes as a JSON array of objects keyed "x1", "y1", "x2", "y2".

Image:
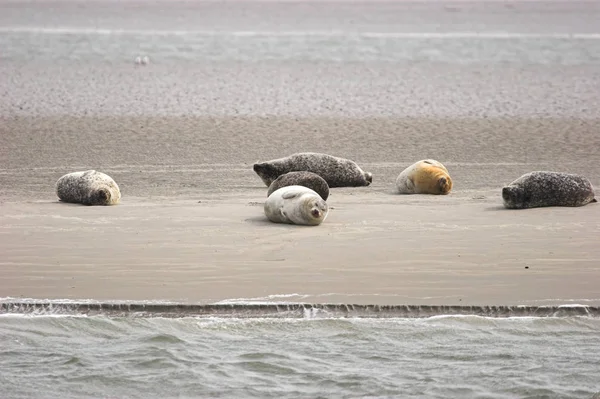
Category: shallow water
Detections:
[
  {"x1": 2, "y1": 28, "x2": 600, "y2": 65},
  {"x1": 1, "y1": 0, "x2": 600, "y2": 65},
  {"x1": 2, "y1": 0, "x2": 600, "y2": 118},
  {"x1": 1, "y1": 313, "x2": 599, "y2": 399}
]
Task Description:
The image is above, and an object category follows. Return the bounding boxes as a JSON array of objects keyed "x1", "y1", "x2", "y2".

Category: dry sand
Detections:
[{"x1": 1, "y1": 116, "x2": 599, "y2": 305}]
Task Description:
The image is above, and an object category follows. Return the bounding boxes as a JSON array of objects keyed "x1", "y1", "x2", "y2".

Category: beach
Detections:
[{"x1": 1, "y1": 114, "x2": 599, "y2": 306}]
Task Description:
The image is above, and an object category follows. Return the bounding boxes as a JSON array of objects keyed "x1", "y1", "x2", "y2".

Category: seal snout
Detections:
[
  {"x1": 437, "y1": 176, "x2": 452, "y2": 194},
  {"x1": 365, "y1": 172, "x2": 373, "y2": 184},
  {"x1": 92, "y1": 188, "x2": 111, "y2": 205},
  {"x1": 98, "y1": 189, "x2": 109, "y2": 202},
  {"x1": 502, "y1": 187, "x2": 511, "y2": 202},
  {"x1": 311, "y1": 208, "x2": 321, "y2": 218}
]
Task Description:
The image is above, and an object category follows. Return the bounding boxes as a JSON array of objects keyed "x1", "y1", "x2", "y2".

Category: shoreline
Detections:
[
  {"x1": 1, "y1": 299, "x2": 598, "y2": 319},
  {"x1": 2, "y1": 198, "x2": 599, "y2": 307}
]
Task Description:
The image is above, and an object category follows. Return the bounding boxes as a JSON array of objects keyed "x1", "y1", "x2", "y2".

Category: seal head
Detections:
[
  {"x1": 502, "y1": 186, "x2": 527, "y2": 209},
  {"x1": 302, "y1": 195, "x2": 328, "y2": 225},
  {"x1": 436, "y1": 176, "x2": 452, "y2": 195},
  {"x1": 84, "y1": 188, "x2": 111, "y2": 206},
  {"x1": 253, "y1": 163, "x2": 279, "y2": 187}
]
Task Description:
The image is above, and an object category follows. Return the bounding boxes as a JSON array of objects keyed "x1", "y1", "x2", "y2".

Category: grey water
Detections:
[
  {"x1": 1, "y1": 312, "x2": 600, "y2": 399},
  {"x1": 1, "y1": 0, "x2": 600, "y2": 65},
  {"x1": 2, "y1": 0, "x2": 600, "y2": 118}
]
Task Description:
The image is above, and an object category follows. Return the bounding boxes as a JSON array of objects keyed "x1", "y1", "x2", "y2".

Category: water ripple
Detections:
[{"x1": 1, "y1": 315, "x2": 599, "y2": 398}]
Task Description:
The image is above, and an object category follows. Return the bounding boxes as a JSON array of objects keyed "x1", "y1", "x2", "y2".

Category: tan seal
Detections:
[
  {"x1": 264, "y1": 185, "x2": 329, "y2": 226},
  {"x1": 396, "y1": 159, "x2": 452, "y2": 195},
  {"x1": 56, "y1": 170, "x2": 121, "y2": 206},
  {"x1": 502, "y1": 171, "x2": 596, "y2": 209},
  {"x1": 253, "y1": 152, "x2": 372, "y2": 188}
]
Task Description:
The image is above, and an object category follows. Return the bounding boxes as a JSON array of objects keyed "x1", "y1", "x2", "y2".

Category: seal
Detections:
[
  {"x1": 502, "y1": 171, "x2": 597, "y2": 209},
  {"x1": 264, "y1": 185, "x2": 329, "y2": 226},
  {"x1": 396, "y1": 159, "x2": 453, "y2": 195},
  {"x1": 253, "y1": 152, "x2": 372, "y2": 188},
  {"x1": 267, "y1": 171, "x2": 330, "y2": 200},
  {"x1": 56, "y1": 170, "x2": 121, "y2": 206}
]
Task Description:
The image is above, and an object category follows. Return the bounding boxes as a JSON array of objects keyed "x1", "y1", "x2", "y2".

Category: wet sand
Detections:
[{"x1": 1, "y1": 116, "x2": 599, "y2": 305}]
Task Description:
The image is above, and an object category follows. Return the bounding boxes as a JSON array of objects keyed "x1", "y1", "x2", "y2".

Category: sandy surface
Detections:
[
  {"x1": 2, "y1": 64, "x2": 599, "y2": 118},
  {"x1": 1, "y1": 116, "x2": 599, "y2": 305}
]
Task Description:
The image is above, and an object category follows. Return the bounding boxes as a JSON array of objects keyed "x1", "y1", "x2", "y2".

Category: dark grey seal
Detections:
[
  {"x1": 56, "y1": 170, "x2": 121, "y2": 206},
  {"x1": 502, "y1": 171, "x2": 596, "y2": 209},
  {"x1": 267, "y1": 171, "x2": 330, "y2": 200},
  {"x1": 253, "y1": 152, "x2": 372, "y2": 188}
]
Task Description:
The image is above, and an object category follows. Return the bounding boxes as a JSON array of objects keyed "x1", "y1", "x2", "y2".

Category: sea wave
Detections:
[{"x1": 1, "y1": 299, "x2": 598, "y2": 319}]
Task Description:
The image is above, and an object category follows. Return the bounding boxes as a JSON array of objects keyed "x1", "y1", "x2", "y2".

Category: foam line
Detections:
[
  {"x1": 0, "y1": 28, "x2": 599, "y2": 39},
  {"x1": 0, "y1": 301, "x2": 597, "y2": 318}
]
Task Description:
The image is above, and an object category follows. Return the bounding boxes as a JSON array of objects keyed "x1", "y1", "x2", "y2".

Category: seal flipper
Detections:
[
  {"x1": 282, "y1": 191, "x2": 302, "y2": 200},
  {"x1": 592, "y1": 198, "x2": 598, "y2": 203},
  {"x1": 406, "y1": 177, "x2": 415, "y2": 192},
  {"x1": 82, "y1": 170, "x2": 96, "y2": 177}
]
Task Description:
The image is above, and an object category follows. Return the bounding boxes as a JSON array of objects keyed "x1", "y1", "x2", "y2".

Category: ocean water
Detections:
[
  {"x1": 1, "y1": 309, "x2": 600, "y2": 399},
  {"x1": 0, "y1": 0, "x2": 599, "y2": 65},
  {"x1": 2, "y1": 27, "x2": 600, "y2": 65}
]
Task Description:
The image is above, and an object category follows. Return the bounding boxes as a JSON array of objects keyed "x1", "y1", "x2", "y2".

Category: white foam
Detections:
[
  {"x1": 214, "y1": 293, "x2": 310, "y2": 304},
  {"x1": 0, "y1": 313, "x2": 89, "y2": 319},
  {"x1": 1, "y1": 27, "x2": 599, "y2": 39},
  {"x1": 0, "y1": 297, "x2": 182, "y2": 305}
]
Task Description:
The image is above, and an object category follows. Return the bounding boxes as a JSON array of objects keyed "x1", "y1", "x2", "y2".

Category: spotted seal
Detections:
[
  {"x1": 396, "y1": 159, "x2": 453, "y2": 195},
  {"x1": 267, "y1": 171, "x2": 330, "y2": 200},
  {"x1": 264, "y1": 185, "x2": 329, "y2": 226},
  {"x1": 253, "y1": 152, "x2": 372, "y2": 188},
  {"x1": 502, "y1": 171, "x2": 596, "y2": 209},
  {"x1": 56, "y1": 170, "x2": 121, "y2": 206}
]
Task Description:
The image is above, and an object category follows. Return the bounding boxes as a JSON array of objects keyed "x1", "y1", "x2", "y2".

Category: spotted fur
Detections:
[
  {"x1": 253, "y1": 152, "x2": 372, "y2": 188},
  {"x1": 267, "y1": 171, "x2": 330, "y2": 200},
  {"x1": 56, "y1": 170, "x2": 121, "y2": 206},
  {"x1": 502, "y1": 171, "x2": 596, "y2": 209}
]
